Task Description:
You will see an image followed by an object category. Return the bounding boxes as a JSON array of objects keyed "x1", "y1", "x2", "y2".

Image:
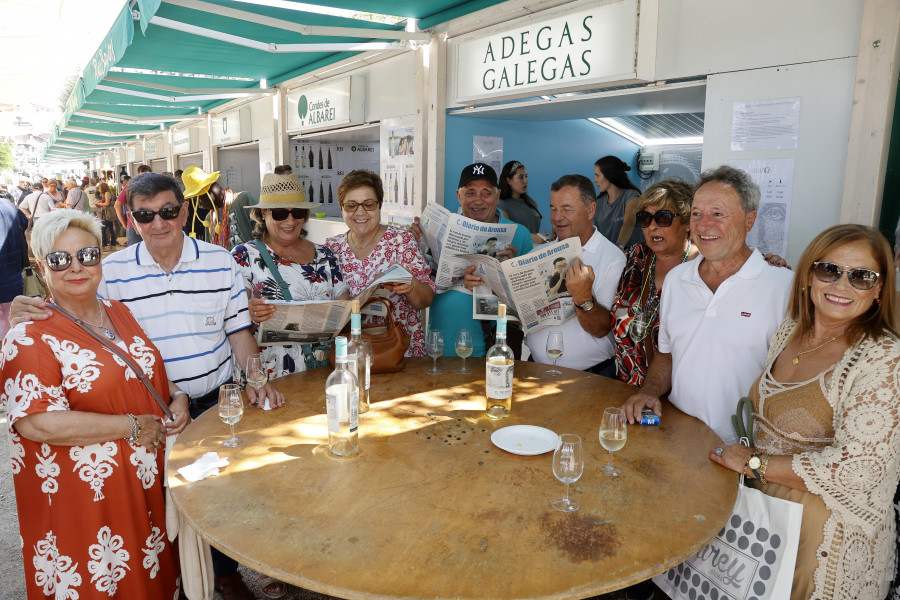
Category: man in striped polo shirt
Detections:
[{"x1": 10, "y1": 172, "x2": 284, "y2": 598}]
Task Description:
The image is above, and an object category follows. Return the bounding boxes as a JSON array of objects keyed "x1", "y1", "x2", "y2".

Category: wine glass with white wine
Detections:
[
  {"x1": 218, "y1": 384, "x2": 245, "y2": 447},
  {"x1": 245, "y1": 355, "x2": 267, "y2": 395},
  {"x1": 599, "y1": 407, "x2": 627, "y2": 477},
  {"x1": 426, "y1": 329, "x2": 444, "y2": 375},
  {"x1": 455, "y1": 329, "x2": 473, "y2": 374},
  {"x1": 551, "y1": 434, "x2": 583, "y2": 512},
  {"x1": 546, "y1": 330, "x2": 564, "y2": 376}
]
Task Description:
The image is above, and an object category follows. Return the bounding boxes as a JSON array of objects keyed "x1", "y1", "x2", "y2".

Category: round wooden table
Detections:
[{"x1": 168, "y1": 358, "x2": 737, "y2": 600}]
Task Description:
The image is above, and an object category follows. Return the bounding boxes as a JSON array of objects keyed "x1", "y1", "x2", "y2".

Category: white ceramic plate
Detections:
[{"x1": 491, "y1": 425, "x2": 558, "y2": 456}]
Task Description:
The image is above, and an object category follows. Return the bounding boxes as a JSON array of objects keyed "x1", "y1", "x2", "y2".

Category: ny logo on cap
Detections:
[{"x1": 473, "y1": 165, "x2": 484, "y2": 175}]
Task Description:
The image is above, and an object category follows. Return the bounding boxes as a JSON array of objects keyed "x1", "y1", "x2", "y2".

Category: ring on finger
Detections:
[{"x1": 715, "y1": 447, "x2": 724, "y2": 456}]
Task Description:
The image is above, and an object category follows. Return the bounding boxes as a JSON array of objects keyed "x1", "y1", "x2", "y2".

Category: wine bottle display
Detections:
[
  {"x1": 328, "y1": 181, "x2": 333, "y2": 204},
  {"x1": 318, "y1": 147, "x2": 323, "y2": 170},
  {"x1": 308, "y1": 147, "x2": 314, "y2": 168},
  {"x1": 485, "y1": 304, "x2": 514, "y2": 419},
  {"x1": 308, "y1": 182, "x2": 314, "y2": 202},
  {"x1": 301, "y1": 145, "x2": 307, "y2": 168},
  {"x1": 327, "y1": 146, "x2": 333, "y2": 170},
  {"x1": 319, "y1": 181, "x2": 324, "y2": 203}
]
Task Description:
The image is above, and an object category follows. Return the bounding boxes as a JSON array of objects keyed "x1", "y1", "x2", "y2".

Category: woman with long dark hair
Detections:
[
  {"x1": 592, "y1": 155, "x2": 643, "y2": 249},
  {"x1": 498, "y1": 160, "x2": 547, "y2": 244}
]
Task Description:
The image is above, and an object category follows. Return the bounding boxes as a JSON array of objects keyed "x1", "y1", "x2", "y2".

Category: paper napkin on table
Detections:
[{"x1": 177, "y1": 452, "x2": 230, "y2": 482}]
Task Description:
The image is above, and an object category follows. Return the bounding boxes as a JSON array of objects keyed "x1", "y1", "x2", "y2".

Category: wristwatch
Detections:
[
  {"x1": 747, "y1": 452, "x2": 762, "y2": 480},
  {"x1": 576, "y1": 298, "x2": 595, "y2": 311}
]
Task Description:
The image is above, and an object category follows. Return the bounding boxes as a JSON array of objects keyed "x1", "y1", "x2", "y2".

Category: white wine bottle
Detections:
[
  {"x1": 346, "y1": 301, "x2": 372, "y2": 414},
  {"x1": 326, "y1": 336, "x2": 359, "y2": 457},
  {"x1": 485, "y1": 304, "x2": 514, "y2": 419}
]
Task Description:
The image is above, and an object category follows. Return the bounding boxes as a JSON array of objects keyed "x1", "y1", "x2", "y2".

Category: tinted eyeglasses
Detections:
[
  {"x1": 341, "y1": 200, "x2": 379, "y2": 212},
  {"x1": 635, "y1": 209, "x2": 675, "y2": 228},
  {"x1": 812, "y1": 261, "x2": 880, "y2": 291},
  {"x1": 45, "y1": 247, "x2": 102, "y2": 271},
  {"x1": 269, "y1": 208, "x2": 308, "y2": 221},
  {"x1": 131, "y1": 205, "x2": 182, "y2": 224}
]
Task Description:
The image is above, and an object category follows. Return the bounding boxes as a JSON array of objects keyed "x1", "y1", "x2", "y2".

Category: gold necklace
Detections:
[
  {"x1": 792, "y1": 330, "x2": 845, "y2": 365},
  {"x1": 350, "y1": 225, "x2": 382, "y2": 251}
]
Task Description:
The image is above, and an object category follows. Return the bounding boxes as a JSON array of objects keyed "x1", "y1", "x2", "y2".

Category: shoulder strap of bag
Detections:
[
  {"x1": 253, "y1": 239, "x2": 292, "y2": 301},
  {"x1": 732, "y1": 396, "x2": 754, "y2": 445},
  {"x1": 47, "y1": 303, "x2": 174, "y2": 420}
]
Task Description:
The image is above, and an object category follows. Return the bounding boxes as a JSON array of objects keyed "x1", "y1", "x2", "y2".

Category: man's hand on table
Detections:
[
  {"x1": 247, "y1": 381, "x2": 285, "y2": 409},
  {"x1": 621, "y1": 392, "x2": 662, "y2": 425}
]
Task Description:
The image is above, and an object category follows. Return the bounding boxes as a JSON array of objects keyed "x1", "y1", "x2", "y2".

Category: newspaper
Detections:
[
  {"x1": 255, "y1": 264, "x2": 413, "y2": 345},
  {"x1": 419, "y1": 203, "x2": 518, "y2": 293},
  {"x1": 459, "y1": 237, "x2": 583, "y2": 333}
]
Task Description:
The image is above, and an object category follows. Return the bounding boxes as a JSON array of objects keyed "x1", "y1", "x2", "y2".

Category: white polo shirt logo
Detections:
[
  {"x1": 205, "y1": 316, "x2": 216, "y2": 326},
  {"x1": 473, "y1": 165, "x2": 484, "y2": 175}
]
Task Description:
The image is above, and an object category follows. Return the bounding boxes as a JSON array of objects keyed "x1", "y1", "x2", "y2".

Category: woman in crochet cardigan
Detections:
[{"x1": 709, "y1": 224, "x2": 900, "y2": 600}]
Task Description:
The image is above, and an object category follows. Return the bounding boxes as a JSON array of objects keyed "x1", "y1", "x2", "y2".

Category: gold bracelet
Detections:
[{"x1": 758, "y1": 454, "x2": 770, "y2": 485}]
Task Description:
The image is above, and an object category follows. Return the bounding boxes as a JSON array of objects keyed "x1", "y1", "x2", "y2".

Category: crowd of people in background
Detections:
[{"x1": 2, "y1": 156, "x2": 900, "y2": 600}]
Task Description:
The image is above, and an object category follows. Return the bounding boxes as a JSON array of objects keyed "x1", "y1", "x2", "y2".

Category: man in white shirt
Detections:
[
  {"x1": 63, "y1": 178, "x2": 85, "y2": 211},
  {"x1": 525, "y1": 174, "x2": 626, "y2": 373},
  {"x1": 623, "y1": 165, "x2": 794, "y2": 445}
]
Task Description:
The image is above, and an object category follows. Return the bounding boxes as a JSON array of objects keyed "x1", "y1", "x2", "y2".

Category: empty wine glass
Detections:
[
  {"x1": 455, "y1": 329, "x2": 473, "y2": 373},
  {"x1": 218, "y1": 384, "x2": 244, "y2": 447},
  {"x1": 599, "y1": 407, "x2": 627, "y2": 477},
  {"x1": 551, "y1": 434, "x2": 583, "y2": 512},
  {"x1": 546, "y1": 330, "x2": 564, "y2": 376},
  {"x1": 426, "y1": 329, "x2": 444, "y2": 375}
]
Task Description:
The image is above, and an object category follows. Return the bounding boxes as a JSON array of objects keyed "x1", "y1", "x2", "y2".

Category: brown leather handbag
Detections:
[{"x1": 329, "y1": 297, "x2": 410, "y2": 373}]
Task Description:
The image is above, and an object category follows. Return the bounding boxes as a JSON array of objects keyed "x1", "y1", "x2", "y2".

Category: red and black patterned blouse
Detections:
[{"x1": 609, "y1": 243, "x2": 660, "y2": 386}]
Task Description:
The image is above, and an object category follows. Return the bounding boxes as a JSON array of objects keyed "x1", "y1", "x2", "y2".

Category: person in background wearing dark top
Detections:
[
  {"x1": 116, "y1": 165, "x2": 151, "y2": 247},
  {"x1": 498, "y1": 160, "x2": 547, "y2": 245},
  {"x1": 0, "y1": 196, "x2": 28, "y2": 339},
  {"x1": 593, "y1": 155, "x2": 644, "y2": 249},
  {"x1": 173, "y1": 168, "x2": 186, "y2": 193},
  {"x1": 547, "y1": 256, "x2": 569, "y2": 296}
]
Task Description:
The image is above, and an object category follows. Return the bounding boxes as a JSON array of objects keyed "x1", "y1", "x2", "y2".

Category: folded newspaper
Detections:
[
  {"x1": 459, "y1": 237, "x2": 584, "y2": 334},
  {"x1": 255, "y1": 264, "x2": 413, "y2": 345},
  {"x1": 418, "y1": 203, "x2": 518, "y2": 293}
]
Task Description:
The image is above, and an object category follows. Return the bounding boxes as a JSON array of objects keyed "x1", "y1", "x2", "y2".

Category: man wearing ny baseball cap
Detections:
[{"x1": 420, "y1": 163, "x2": 533, "y2": 358}]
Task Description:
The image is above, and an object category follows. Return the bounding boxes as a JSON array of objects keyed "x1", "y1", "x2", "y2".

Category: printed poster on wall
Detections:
[
  {"x1": 731, "y1": 97, "x2": 800, "y2": 151},
  {"x1": 381, "y1": 116, "x2": 416, "y2": 225},
  {"x1": 290, "y1": 139, "x2": 379, "y2": 218},
  {"x1": 730, "y1": 158, "x2": 795, "y2": 257},
  {"x1": 473, "y1": 136, "x2": 503, "y2": 177}
]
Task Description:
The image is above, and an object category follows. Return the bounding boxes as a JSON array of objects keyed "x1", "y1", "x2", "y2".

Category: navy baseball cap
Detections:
[{"x1": 458, "y1": 163, "x2": 498, "y2": 189}]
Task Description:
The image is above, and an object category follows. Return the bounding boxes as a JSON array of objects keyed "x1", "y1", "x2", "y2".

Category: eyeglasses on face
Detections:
[
  {"x1": 269, "y1": 208, "x2": 308, "y2": 221},
  {"x1": 131, "y1": 205, "x2": 182, "y2": 224},
  {"x1": 812, "y1": 261, "x2": 880, "y2": 291},
  {"x1": 341, "y1": 200, "x2": 379, "y2": 212},
  {"x1": 45, "y1": 247, "x2": 101, "y2": 271},
  {"x1": 463, "y1": 189, "x2": 495, "y2": 200},
  {"x1": 635, "y1": 209, "x2": 675, "y2": 228}
]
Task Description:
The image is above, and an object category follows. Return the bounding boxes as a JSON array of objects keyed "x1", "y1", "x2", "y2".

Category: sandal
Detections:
[
  {"x1": 257, "y1": 573, "x2": 287, "y2": 599},
  {"x1": 214, "y1": 573, "x2": 254, "y2": 600}
]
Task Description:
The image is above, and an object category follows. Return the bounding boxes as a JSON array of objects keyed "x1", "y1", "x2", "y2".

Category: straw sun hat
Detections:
[{"x1": 248, "y1": 173, "x2": 323, "y2": 210}]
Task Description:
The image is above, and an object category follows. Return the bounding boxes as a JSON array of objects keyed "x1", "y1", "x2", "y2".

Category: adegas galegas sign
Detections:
[{"x1": 454, "y1": 0, "x2": 644, "y2": 103}]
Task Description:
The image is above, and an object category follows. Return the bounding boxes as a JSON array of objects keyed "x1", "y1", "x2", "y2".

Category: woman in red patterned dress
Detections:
[
  {"x1": 1, "y1": 210, "x2": 189, "y2": 598},
  {"x1": 608, "y1": 180, "x2": 698, "y2": 386},
  {"x1": 325, "y1": 170, "x2": 435, "y2": 356}
]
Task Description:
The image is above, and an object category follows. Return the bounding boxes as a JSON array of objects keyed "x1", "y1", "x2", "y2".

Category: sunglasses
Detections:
[
  {"x1": 812, "y1": 261, "x2": 880, "y2": 291},
  {"x1": 269, "y1": 208, "x2": 308, "y2": 221},
  {"x1": 341, "y1": 200, "x2": 379, "y2": 212},
  {"x1": 635, "y1": 209, "x2": 675, "y2": 228},
  {"x1": 132, "y1": 205, "x2": 182, "y2": 224},
  {"x1": 45, "y1": 247, "x2": 102, "y2": 271}
]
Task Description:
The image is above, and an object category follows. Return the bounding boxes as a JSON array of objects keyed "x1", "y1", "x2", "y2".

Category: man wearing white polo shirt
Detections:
[
  {"x1": 10, "y1": 172, "x2": 284, "y2": 598},
  {"x1": 622, "y1": 165, "x2": 794, "y2": 445}
]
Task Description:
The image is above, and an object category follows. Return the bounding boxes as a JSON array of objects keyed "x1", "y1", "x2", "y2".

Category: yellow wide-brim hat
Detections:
[
  {"x1": 182, "y1": 165, "x2": 220, "y2": 199},
  {"x1": 248, "y1": 173, "x2": 323, "y2": 210}
]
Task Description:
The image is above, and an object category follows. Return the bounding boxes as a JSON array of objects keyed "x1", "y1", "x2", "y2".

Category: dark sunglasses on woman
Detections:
[
  {"x1": 635, "y1": 209, "x2": 675, "y2": 228},
  {"x1": 812, "y1": 261, "x2": 880, "y2": 291},
  {"x1": 131, "y1": 205, "x2": 182, "y2": 224},
  {"x1": 270, "y1": 208, "x2": 308, "y2": 221},
  {"x1": 45, "y1": 247, "x2": 102, "y2": 271}
]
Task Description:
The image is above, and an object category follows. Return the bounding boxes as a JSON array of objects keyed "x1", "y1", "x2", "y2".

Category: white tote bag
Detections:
[{"x1": 653, "y1": 483, "x2": 803, "y2": 600}]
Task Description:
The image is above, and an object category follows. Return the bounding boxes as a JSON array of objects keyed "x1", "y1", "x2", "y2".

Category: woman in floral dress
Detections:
[
  {"x1": 1, "y1": 210, "x2": 188, "y2": 598},
  {"x1": 233, "y1": 173, "x2": 349, "y2": 380},
  {"x1": 324, "y1": 170, "x2": 435, "y2": 357}
]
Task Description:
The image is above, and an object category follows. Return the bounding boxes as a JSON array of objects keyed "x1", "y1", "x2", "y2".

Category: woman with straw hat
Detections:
[{"x1": 232, "y1": 173, "x2": 349, "y2": 381}]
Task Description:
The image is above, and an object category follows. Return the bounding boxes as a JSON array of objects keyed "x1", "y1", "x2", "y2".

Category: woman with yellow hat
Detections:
[{"x1": 232, "y1": 173, "x2": 349, "y2": 380}]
